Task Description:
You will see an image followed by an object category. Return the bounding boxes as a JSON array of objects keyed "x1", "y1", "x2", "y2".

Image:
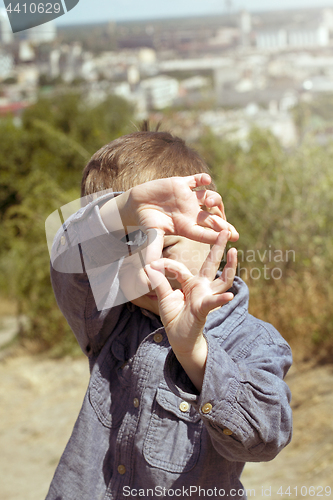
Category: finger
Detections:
[
  {"x1": 207, "y1": 200, "x2": 226, "y2": 220},
  {"x1": 210, "y1": 248, "x2": 237, "y2": 294},
  {"x1": 185, "y1": 173, "x2": 212, "y2": 189},
  {"x1": 196, "y1": 211, "x2": 238, "y2": 237},
  {"x1": 220, "y1": 248, "x2": 237, "y2": 286},
  {"x1": 144, "y1": 228, "x2": 164, "y2": 264},
  {"x1": 150, "y1": 258, "x2": 193, "y2": 286},
  {"x1": 200, "y1": 292, "x2": 235, "y2": 316},
  {"x1": 228, "y1": 230, "x2": 239, "y2": 243},
  {"x1": 179, "y1": 221, "x2": 228, "y2": 245},
  {"x1": 144, "y1": 263, "x2": 173, "y2": 301},
  {"x1": 195, "y1": 189, "x2": 222, "y2": 206},
  {"x1": 196, "y1": 190, "x2": 239, "y2": 240},
  {"x1": 179, "y1": 222, "x2": 219, "y2": 244},
  {"x1": 206, "y1": 196, "x2": 226, "y2": 220},
  {"x1": 199, "y1": 230, "x2": 230, "y2": 281},
  {"x1": 196, "y1": 190, "x2": 226, "y2": 220}
]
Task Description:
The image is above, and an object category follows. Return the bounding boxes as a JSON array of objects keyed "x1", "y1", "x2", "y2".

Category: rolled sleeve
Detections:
[
  {"x1": 50, "y1": 192, "x2": 147, "y2": 356},
  {"x1": 164, "y1": 325, "x2": 292, "y2": 463},
  {"x1": 51, "y1": 201, "x2": 130, "y2": 274}
]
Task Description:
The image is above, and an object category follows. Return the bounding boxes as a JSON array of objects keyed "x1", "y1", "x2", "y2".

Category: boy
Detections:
[{"x1": 47, "y1": 127, "x2": 292, "y2": 500}]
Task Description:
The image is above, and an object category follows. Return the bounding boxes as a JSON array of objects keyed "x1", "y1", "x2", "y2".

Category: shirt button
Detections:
[
  {"x1": 133, "y1": 397, "x2": 139, "y2": 408},
  {"x1": 179, "y1": 401, "x2": 189, "y2": 412},
  {"x1": 60, "y1": 235, "x2": 66, "y2": 246},
  {"x1": 223, "y1": 428, "x2": 233, "y2": 436},
  {"x1": 117, "y1": 465, "x2": 126, "y2": 475},
  {"x1": 153, "y1": 332, "x2": 163, "y2": 343},
  {"x1": 201, "y1": 403, "x2": 213, "y2": 414}
]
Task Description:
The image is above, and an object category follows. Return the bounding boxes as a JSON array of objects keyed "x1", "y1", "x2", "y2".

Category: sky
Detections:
[{"x1": 2, "y1": 0, "x2": 333, "y2": 26}]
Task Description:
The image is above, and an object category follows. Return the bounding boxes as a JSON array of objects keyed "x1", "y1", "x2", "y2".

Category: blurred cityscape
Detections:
[{"x1": 2, "y1": 6, "x2": 333, "y2": 146}]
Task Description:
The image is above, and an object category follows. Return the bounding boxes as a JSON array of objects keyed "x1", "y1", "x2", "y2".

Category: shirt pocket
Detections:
[
  {"x1": 143, "y1": 384, "x2": 203, "y2": 473},
  {"x1": 89, "y1": 349, "x2": 129, "y2": 429}
]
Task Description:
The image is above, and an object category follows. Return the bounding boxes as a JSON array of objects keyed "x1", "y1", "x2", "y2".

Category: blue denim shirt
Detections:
[{"x1": 46, "y1": 194, "x2": 292, "y2": 500}]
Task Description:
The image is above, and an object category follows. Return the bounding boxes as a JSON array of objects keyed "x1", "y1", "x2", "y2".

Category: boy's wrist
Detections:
[
  {"x1": 115, "y1": 188, "x2": 137, "y2": 228},
  {"x1": 100, "y1": 189, "x2": 136, "y2": 232},
  {"x1": 172, "y1": 334, "x2": 208, "y2": 392}
]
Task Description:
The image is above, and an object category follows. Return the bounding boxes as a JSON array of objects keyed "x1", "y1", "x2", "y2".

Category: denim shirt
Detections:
[{"x1": 46, "y1": 193, "x2": 292, "y2": 500}]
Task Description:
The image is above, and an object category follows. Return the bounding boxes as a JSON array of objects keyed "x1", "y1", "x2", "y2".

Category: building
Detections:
[
  {"x1": 140, "y1": 76, "x2": 179, "y2": 110},
  {"x1": 26, "y1": 20, "x2": 57, "y2": 44},
  {"x1": 60, "y1": 43, "x2": 84, "y2": 82},
  {"x1": 0, "y1": 8, "x2": 13, "y2": 44},
  {"x1": 255, "y1": 29, "x2": 287, "y2": 50},
  {"x1": 288, "y1": 23, "x2": 329, "y2": 48},
  {"x1": 256, "y1": 22, "x2": 329, "y2": 50},
  {"x1": 49, "y1": 49, "x2": 61, "y2": 79},
  {"x1": 200, "y1": 104, "x2": 298, "y2": 149},
  {"x1": 0, "y1": 50, "x2": 14, "y2": 80},
  {"x1": 239, "y1": 10, "x2": 252, "y2": 46}
]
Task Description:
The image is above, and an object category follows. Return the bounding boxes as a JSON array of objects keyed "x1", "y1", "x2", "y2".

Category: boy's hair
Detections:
[{"x1": 81, "y1": 123, "x2": 216, "y2": 196}]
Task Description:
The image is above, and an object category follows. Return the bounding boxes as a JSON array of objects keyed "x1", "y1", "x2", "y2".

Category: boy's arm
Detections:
[
  {"x1": 164, "y1": 324, "x2": 293, "y2": 463},
  {"x1": 50, "y1": 175, "x2": 237, "y2": 356},
  {"x1": 145, "y1": 229, "x2": 237, "y2": 391},
  {"x1": 49, "y1": 175, "x2": 203, "y2": 353},
  {"x1": 100, "y1": 173, "x2": 238, "y2": 264},
  {"x1": 50, "y1": 193, "x2": 131, "y2": 356},
  {"x1": 145, "y1": 235, "x2": 292, "y2": 463}
]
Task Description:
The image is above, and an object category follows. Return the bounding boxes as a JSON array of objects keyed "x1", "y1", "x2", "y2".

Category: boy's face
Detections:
[{"x1": 129, "y1": 236, "x2": 211, "y2": 316}]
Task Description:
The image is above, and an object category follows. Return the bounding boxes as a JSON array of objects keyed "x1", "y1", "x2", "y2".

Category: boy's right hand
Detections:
[{"x1": 100, "y1": 173, "x2": 239, "y2": 263}]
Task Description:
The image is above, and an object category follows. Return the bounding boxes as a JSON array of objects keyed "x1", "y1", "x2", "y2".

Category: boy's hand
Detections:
[
  {"x1": 145, "y1": 230, "x2": 237, "y2": 391},
  {"x1": 122, "y1": 174, "x2": 238, "y2": 263}
]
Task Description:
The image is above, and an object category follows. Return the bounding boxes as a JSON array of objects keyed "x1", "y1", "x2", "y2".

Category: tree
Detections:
[
  {"x1": 0, "y1": 92, "x2": 134, "y2": 354},
  {"x1": 198, "y1": 128, "x2": 333, "y2": 361}
]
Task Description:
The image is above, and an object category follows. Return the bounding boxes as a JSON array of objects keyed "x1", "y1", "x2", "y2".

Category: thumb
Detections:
[
  {"x1": 144, "y1": 261, "x2": 173, "y2": 301},
  {"x1": 144, "y1": 228, "x2": 164, "y2": 264}
]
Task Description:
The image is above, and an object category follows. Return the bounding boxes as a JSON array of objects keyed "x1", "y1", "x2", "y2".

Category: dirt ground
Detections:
[{"x1": 0, "y1": 340, "x2": 332, "y2": 500}]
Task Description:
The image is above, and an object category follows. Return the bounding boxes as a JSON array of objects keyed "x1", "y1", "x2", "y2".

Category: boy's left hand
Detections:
[{"x1": 145, "y1": 230, "x2": 237, "y2": 391}]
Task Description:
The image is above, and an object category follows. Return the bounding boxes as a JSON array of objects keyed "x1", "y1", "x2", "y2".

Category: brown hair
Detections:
[{"x1": 81, "y1": 124, "x2": 216, "y2": 197}]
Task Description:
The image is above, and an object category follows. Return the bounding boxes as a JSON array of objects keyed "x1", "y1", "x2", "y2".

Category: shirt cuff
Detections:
[
  {"x1": 164, "y1": 334, "x2": 246, "y2": 438},
  {"x1": 51, "y1": 193, "x2": 148, "y2": 273}
]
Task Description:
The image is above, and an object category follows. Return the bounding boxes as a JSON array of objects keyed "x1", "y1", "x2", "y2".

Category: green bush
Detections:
[
  {"x1": 0, "y1": 92, "x2": 133, "y2": 355},
  {"x1": 1, "y1": 93, "x2": 333, "y2": 361},
  {"x1": 198, "y1": 128, "x2": 333, "y2": 361}
]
